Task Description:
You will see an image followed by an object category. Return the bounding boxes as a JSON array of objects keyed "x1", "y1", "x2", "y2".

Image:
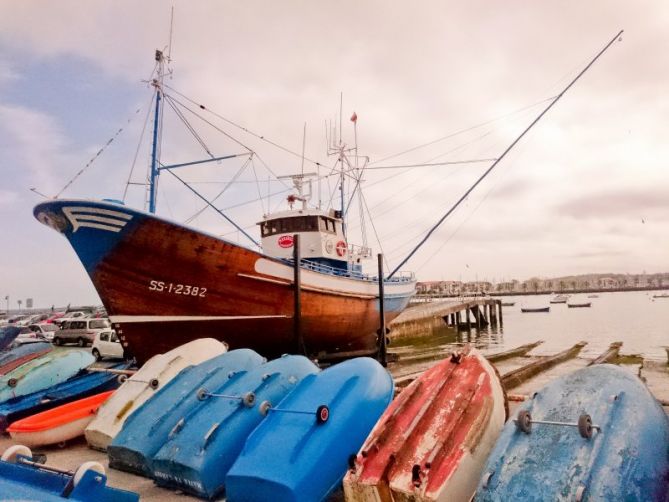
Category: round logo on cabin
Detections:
[{"x1": 278, "y1": 235, "x2": 294, "y2": 248}]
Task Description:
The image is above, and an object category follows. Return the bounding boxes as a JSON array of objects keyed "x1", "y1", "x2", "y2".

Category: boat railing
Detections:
[{"x1": 282, "y1": 258, "x2": 415, "y2": 283}]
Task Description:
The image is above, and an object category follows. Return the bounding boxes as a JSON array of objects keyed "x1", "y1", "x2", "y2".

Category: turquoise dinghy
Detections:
[
  {"x1": 151, "y1": 354, "x2": 319, "y2": 499},
  {"x1": 225, "y1": 357, "x2": 394, "y2": 502},
  {"x1": 108, "y1": 348, "x2": 264, "y2": 476},
  {"x1": 0, "y1": 350, "x2": 95, "y2": 403},
  {"x1": 476, "y1": 364, "x2": 669, "y2": 501}
]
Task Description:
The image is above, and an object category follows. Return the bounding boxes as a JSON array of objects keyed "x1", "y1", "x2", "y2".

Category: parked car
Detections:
[
  {"x1": 15, "y1": 326, "x2": 49, "y2": 344},
  {"x1": 91, "y1": 330, "x2": 124, "y2": 361},
  {"x1": 53, "y1": 318, "x2": 111, "y2": 347},
  {"x1": 28, "y1": 323, "x2": 58, "y2": 341}
]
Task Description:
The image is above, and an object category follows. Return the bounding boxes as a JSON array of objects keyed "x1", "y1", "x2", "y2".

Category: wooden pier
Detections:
[{"x1": 389, "y1": 297, "x2": 503, "y2": 338}]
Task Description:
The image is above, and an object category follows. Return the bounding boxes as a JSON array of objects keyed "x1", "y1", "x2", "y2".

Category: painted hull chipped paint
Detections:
[
  {"x1": 0, "y1": 363, "x2": 125, "y2": 433},
  {"x1": 85, "y1": 338, "x2": 226, "y2": 451},
  {"x1": 476, "y1": 364, "x2": 669, "y2": 501},
  {"x1": 0, "y1": 342, "x2": 53, "y2": 375},
  {"x1": 108, "y1": 349, "x2": 264, "y2": 476},
  {"x1": 7, "y1": 391, "x2": 114, "y2": 447},
  {"x1": 343, "y1": 347, "x2": 506, "y2": 502},
  {"x1": 34, "y1": 199, "x2": 416, "y2": 364},
  {"x1": 151, "y1": 354, "x2": 319, "y2": 499},
  {"x1": 225, "y1": 357, "x2": 394, "y2": 502},
  {"x1": 0, "y1": 350, "x2": 95, "y2": 404}
]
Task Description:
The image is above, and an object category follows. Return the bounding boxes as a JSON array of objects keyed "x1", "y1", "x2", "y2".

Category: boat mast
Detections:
[
  {"x1": 338, "y1": 92, "x2": 346, "y2": 238},
  {"x1": 148, "y1": 49, "x2": 166, "y2": 214}
]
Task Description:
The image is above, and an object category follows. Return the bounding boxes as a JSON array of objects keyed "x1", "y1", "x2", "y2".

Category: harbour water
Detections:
[{"x1": 391, "y1": 290, "x2": 669, "y2": 374}]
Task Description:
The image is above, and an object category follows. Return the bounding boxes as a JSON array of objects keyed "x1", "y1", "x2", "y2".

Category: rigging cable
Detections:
[
  {"x1": 388, "y1": 29, "x2": 624, "y2": 278},
  {"x1": 122, "y1": 93, "x2": 155, "y2": 202}
]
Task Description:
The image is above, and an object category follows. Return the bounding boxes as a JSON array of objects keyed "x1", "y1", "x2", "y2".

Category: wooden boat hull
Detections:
[
  {"x1": 476, "y1": 364, "x2": 669, "y2": 500},
  {"x1": 0, "y1": 448, "x2": 138, "y2": 501},
  {"x1": 225, "y1": 357, "x2": 394, "y2": 502},
  {"x1": 567, "y1": 302, "x2": 591, "y2": 308},
  {"x1": 0, "y1": 364, "x2": 125, "y2": 433},
  {"x1": 520, "y1": 307, "x2": 550, "y2": 313},
  {"x1": 8, "y1": 391, "x2": 114, "y2": 447},
  {"x1": 34, "y1": 199, "x2": 416, "y2": 364},
  {"x1": 108, "y1": 349, "x2": 264, "y2": 476},
  {"x1": 0, "y1": 342, "x2": 52, "y2": 375},
  {"x1": 343, "y1": 347, "x2": 506, "y2": 502},
  {"x1": 85, "y1": 338, "x2": 226, "y2": 451},
  {"x1": 151, "y1": 354, "x2": 319, "y2": 499},
  {"x1": 0, "y1": 350, "x2": 95, "y2": 404}
]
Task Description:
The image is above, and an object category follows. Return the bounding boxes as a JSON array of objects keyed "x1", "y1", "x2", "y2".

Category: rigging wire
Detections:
[
  {"x1": 163, "y1": 94, "x2": 214, "y2": 157},
  {"x1": 122, "y1": 94, "x2": 155, "y2": 202},
  {"x1": 54, "y1": 107, "x2": 143, "y2": 198}
]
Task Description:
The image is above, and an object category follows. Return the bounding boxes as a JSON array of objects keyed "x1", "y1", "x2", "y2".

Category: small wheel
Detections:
[
  {"x1": 54, "y1": 337, "x2": 62, "y2": 346},
  {"x1": 578, "y1": 414, "x2": 593, "y2": 439},
  {"x1": 1, "y1": 445, "x2": 32, "y2": 463},
  {"x1": 515, "y1": 410, "x2": 532, "y2": 434},
  {"x1": 73, "y1": 461, "x2": 105, "y2": 486},
  {"x1": 117, "y1": 374, "x2": 128, "y2": 385},
  {"x1": 259, "y1": 400, "x2": 272, "y2": 416},
  {"x1": 196, "y1": 388, "x2": 208, "y2": 401},
  {"x1": 92, "y1": 349, "x2": 101, "y2": 361},
  {"x1": 242, "y1": 392, "x2": 256, "y2": 407},
  {"x1": 149, "y1": 378, "x2": 160, "y2": 390},
  {"x1": 77, "y1": 338, "x2": 86, "y2": 347},
  {"x1": 316, "y1": 405, "x2": 330, "y2": 424},
  {"x1": 7, "y1": 378, "x2": 17, "y2": 388}
]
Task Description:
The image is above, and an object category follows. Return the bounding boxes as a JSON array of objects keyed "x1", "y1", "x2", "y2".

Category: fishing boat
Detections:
[
  {"x1": 7, "y1": 391, "x2": 114, "y2": 447},
  {"x1": 0, "y1": 342, "x2": 52, "y2": 375},
  {"x1": 151, "y1": 354, "x2": 319, "y2": 499},
  {"x1": 0, "y1": 363, "x2": 126, "y2": 432},
  {"x1": 0, "y1": 350, "x2": 95, "y2": 404},
  {"x1": 225, "y1": 357, "x2": 393, "y2": 502},
  {"x1": 567, "y1": 301, "x2": 591, "y2": 308},
  {"x1": 476, "y1": 364, "x2": 669, "y2": 500},
  {"x1": 520, "y1": 306, "x2": 550, "y2": 313},
  {"x1": 85, "y1": 338, "x2": 226, "y2": 450},
  {"x1": 0, "y1": 444, "x2": 138, "y2": 501},
  {"x1": 501, "y1": 302, "x2": 515, "y2": 307},
  {"x1": 343, "y1": 347, "x2": 506, "y2": 502},
  {"x1": 549, "y1": 294, "x2": 569, "y2": 304},
  {"x1": 108, "y1": 348, "x2": 264, "y2": 476}
]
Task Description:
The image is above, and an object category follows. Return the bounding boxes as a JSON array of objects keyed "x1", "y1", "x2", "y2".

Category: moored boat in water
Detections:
[
  {"x1": 520, "y1": 306, "x2": 550, "y2": 313},
  {"x1": 7, "y1": 391, "x2": 114, "y2": 447},
  {"x1": 549, "y1": 294, "x2": 570, "y2": 304},
  {"x1": 343, "y1": 347, "x2": 506, "y2": 502},
  {"x1": 476, "y1": 364, "x2": 669, "y2": 500},
  {"x1": 108, "y1": 348, "x2": 264, "y2": 476},
  {"x1": 85, "y1": 338, "x2": 226, "y2": 450}
]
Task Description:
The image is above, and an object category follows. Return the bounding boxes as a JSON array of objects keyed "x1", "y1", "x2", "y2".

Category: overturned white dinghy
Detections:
[{"x1": 85, "y1": 338, "x2": 227, "y2": 450}]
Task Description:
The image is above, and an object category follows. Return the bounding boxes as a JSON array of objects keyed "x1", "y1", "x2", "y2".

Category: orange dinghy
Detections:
[
  {"x1": 7, "y1": 390, "x2": 114, "y2": 447},
  {"x1": 343, "y1": 347, "x2": 507, "y2": 502}
]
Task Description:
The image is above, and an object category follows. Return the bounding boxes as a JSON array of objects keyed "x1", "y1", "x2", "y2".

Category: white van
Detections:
[{"x1": 91, "y1": 330, "x2": 124, "y2": 360}]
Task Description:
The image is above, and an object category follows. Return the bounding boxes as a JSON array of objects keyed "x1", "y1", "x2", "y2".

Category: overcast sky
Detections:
[{"x1": 1, "y1": 1, "x2": 667, "y2": 308}]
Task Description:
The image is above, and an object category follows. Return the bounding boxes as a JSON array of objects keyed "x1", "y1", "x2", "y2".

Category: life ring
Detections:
[{"x1": 336, "y1": 241, "x2": 347, "y2": 257}]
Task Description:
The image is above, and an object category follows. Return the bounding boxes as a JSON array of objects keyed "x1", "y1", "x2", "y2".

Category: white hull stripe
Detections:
[
  {"x1": 63, "y1": 206, "x2": 133, "y2": 233},
  {"x1": 110, "y1": 315, "x2": 289, "y2": 323}
]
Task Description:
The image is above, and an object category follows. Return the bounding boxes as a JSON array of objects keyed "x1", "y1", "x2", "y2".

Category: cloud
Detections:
[{"x1": 556, "y1": 189, "x2": 668, "y2": 221}]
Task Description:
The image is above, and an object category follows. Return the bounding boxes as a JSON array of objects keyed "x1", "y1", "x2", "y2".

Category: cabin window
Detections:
[
  {"x1": 319, "y1": 217, "x2": 336, "y2": 234},
  {"x1": 261, "y1": 216, "x2": 320, "y2": 236}
]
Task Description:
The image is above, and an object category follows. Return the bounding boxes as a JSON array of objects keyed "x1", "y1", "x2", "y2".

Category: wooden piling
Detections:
[
  {"x1": 588, "y1": 341, "x2": 623, "y2": 366},
  {"x1": 485, "y1": 341, "x2": 544, "y2": 363}
]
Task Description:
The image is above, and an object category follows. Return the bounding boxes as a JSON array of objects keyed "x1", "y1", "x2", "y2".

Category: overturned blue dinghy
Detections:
[
  {"x1": 0, "y1": 341, "x2": 52, "y2": 371},
  {"x1": 476, "y1": 364, "x2": 669, "y2": 501},
  {"x1": 225, "y1": 357, "x2": 394, "y2": 502},
  {"x1": 0, "y1": 326, "x2": 21, "y2": 351},
  {"x1": 152, "y1": 354, "x2": 319, "y2": 499},
  {"x1": 0, "y1": 364, "x2": 127, "y2": 432},
  {"x1": 0, "y1": 444, "x2": 138, "y2": 501},
  {"x1": 108, "y1": 348, "x2": 264, "y2": 476},
  {"x1": 0, "y1": 350, "x2": 95, "y2": 404}
]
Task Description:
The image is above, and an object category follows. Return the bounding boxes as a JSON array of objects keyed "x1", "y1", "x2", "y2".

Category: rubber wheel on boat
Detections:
[
  {"x1": 316, "y1": 405, "x2": 330, "y2": 424},
  {"x1": 1, "y1": 445, "x2": 32, "y2": 463},
  {"x1": 149, "y1": 378, "x2": 160, "y2": 390},
  {"x1": 54, "y1": 337, "x2": 62, "y2": 346},
  {"x1": 516, "y1": 410, "x2": 532, "y2": 434},
  {"x1": 73, "y1": 461, "x2": 105, "y2": 487},
  {"x1": 92, "y1": 349, "x2": 101, "y2": 361},
  {"x1": 259, "y1": 400, "x2": 272, "y2": 416},
  {"x1": 117, "y1": 374, "x2": 128, "y2": 384},
  {"x1": 7, "y1": 378, "x2": 17, "y2": 388},
  {"x1": 578, "y1": 414, "x2": 593, "y2": 439},
  {"x1": 77, "y1": 338, "x2": 85, "y2": 347},
  {"x1": 242, "y1": 392, "x2": 256, "y2": 407}
]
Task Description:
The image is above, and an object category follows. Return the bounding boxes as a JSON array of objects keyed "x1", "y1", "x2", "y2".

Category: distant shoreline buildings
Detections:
[{"x1": 417, "y1": 272, "x2": 669, "y2": 296}]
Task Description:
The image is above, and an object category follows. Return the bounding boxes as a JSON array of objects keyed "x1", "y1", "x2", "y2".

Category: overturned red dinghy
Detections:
[{"x1": 343, "y1": 346, "x2": 507, "y2": 502}]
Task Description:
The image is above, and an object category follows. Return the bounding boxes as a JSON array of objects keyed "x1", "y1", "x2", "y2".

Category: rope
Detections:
[
  {"x1": 55, "y1": 107, "x2": 142, "y2": 198},
  {"x1": 122, "y1": 94, "x2": 155, "y2": 202}
]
